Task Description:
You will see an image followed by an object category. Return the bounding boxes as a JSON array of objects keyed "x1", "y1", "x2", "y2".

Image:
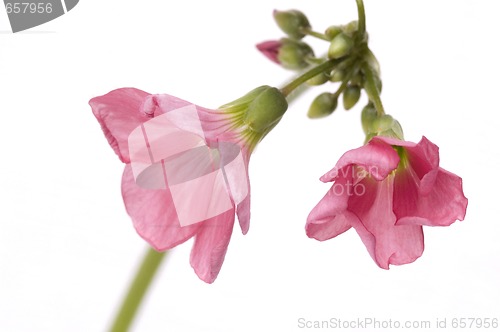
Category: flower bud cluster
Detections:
[
  {"x1": 256, "y1": 10, "x2": 315, "y2": 70},
  {"x1": 256, "y1": 9, "x2": 383, "y2": 121}
]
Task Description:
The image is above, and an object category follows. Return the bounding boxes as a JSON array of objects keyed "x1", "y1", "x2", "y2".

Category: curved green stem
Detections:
[
  {"x1": 280, "y1": 58, "x2": 345, "y2": 97},
  {"x1": 362, "y1": 62, "x2": 385, "y2": 116},
  {"x1": 304, "y1": 29, "x2": 331, "y2": 41},
  {"x1": 356, "y1": 0, "x2": 366, "y2": 37},
  {"x1": 109, "y1": 248, "x2": 167, "y2": 332}
]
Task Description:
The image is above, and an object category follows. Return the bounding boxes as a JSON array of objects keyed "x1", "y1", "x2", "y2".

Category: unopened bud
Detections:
[
  {"x1": 350, "y1": 72, "x2": 364, "y2": 86},
  {"x1": 343, "y1": 85, "x2": 361, "y2": 110},
  {"x1": 325, "y1": 25, "x2": 342, "y2": 40},
  {"x1": 328, "y1": 33, "x2": 354, "y2": 59},
  {"x1": 273, "y1": 9, "x2": 311, "y2": 40},
  {"x1": 244, "y1": 86, "x2": 288, "y2": 133},
  {"x1": 308, "y1": 92, "x2": 338, "y2": 118},
  {"x1": 278, "y1": 38, "x2": 314, "y2": 70},
  {"x1": 256, "y1": 40, "x2": 282, "y2": 64},
  {"x1": 330, "y1": 69, "x2": 345, "y2": 82},
  {"x1": 342, "y1": 20, "x2": 358, "y2": 36}
]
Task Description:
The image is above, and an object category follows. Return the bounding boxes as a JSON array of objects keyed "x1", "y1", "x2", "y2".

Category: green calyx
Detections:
[
  {"x1": 278, "y1": 38, "x2": 314, "y2": 70},
  {"x1": 361, "y1": 104, "x2": 404, "y2": 142},
  {"x1": 244, "y1": 86, "x2": 288, "y2": 133},
  {"x1": 219, "y1": 86, "x2": 288, "y2": 149}
]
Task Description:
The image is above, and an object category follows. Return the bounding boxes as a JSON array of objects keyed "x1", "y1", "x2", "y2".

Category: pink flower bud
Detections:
[{"x1": 256, "y1": 40, "x2": 282, "y2": 64}]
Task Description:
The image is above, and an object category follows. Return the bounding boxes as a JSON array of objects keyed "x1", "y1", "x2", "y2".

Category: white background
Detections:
[{"x1": 1, "y1": 1, "x2": 499, "y2": 331}]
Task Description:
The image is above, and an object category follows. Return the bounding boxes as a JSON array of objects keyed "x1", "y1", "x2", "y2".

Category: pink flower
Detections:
[
  {"x1": 90, "y1": 88, "x2": 263, "y2": 283},
  {"x1": 256, "y1": 40, "x2": 282, "y2": 64},
  {"x1": 306, "y1": 136, "x2": 468, "y2": 268}
]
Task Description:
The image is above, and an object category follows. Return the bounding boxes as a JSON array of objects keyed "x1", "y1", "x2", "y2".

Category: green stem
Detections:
[
  {"x1": 362, "y1": 62, "x2": 385, "y2": 116},
  {"x1": 333, "y1": 78, "x2": 350, "y2": 99},
  {"x1": 304, "y1": 29, "x2": 331, "y2": 41},
  {"x1": 334, "y1": 60, "x2": 361, "y2": 98},
  {"x1": 356, "y1": 0, "x2": 366, "y2": 37},
  {"x1": 280, "y1": 58, "x2": 345, "y2": 97},
  {"x1": 109, "y1": 248, "x2": 167, "y2": 332}
]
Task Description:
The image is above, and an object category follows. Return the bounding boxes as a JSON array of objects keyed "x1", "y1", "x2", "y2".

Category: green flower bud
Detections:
[
  {"x1": 330, "y1": 69, "x2": 345, "y2": 82},
  {"x1": 278, "y1": 38, "x2": 314, "y2": 70},
  {"x1": 343, "y1": 85, "x2": 361, "y2": 110},
  {"x1": 350, "y1": 72, "x2": 364, "y2": 86},
  {"x1": 308, "y1": 92, "x2": 338, "y2": 118},
  {"x1": 342, "y1": 20, "x2": 359, "y2": 36},
  {"x1": 328, "y1": 33, "x2": 354, "y2": 59},
  {"x1": 273, "y1": 9, "x2": 311, "y2": 40},
  {"x1": 307, "y1": 72, "x2": 329, "y2": 86},
  {"x1": 325, "y1": 25, "x2": 342, "y2": 40},
  {"x1": 244, "y1": 86, "x2": 288, "y2": 133},
  {"x1": 361, "y1": 104, "x2": 377, "y2": 135}
]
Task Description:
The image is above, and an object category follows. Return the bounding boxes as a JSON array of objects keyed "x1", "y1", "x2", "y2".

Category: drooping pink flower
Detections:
[
  {"x1": 90, "y1": 87, "x2": 283, "y2": 283},
  {"x1": 306, "y1": 136, "x2": 468, "y2": 268}
]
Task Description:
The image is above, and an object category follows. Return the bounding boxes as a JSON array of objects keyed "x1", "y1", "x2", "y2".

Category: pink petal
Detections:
[
  {"x1": 236, "y1": 195, "x2": 251, "y2": 235},
  {"x1": 146, "y1": 95, "x2": 207, "y2": 137},
  {"x1": 393, "y1": 163, "x2": 421, "y2": 221},
  {"x1": 321, "y1": 139, "x2": 399, "y2": 183},
  {"x1": 397, "y1": 168, "x2": 468, "y2": 226},
  {"x1": 348, "y1": 177, "x2": 424, "y2": 268},
  {"x1": 218, "y1": 142, "x2": 251, "y2": 234},
  {"x1": 256, "y1": 40, "x2": 282, "y2": 64},
  {"x1": 405, "y1": 137, "x2": 440, "y2": 180},
  {"x1": 375, "y1": 136, "x2": 440, "y2": 179},
  {"x1": 90, "y1": 88, "x2": 151, "y2": 163},
  {"x1": 148, "y1": 94, "x2": 233, "y2": 142},
  {"x1": 121, "y1": 165, "x2": 200, "y2": 251},
  {"x1": 190, "y1": 209, "x2": 235, "y2": 283},
  {"x1": 306, "y1": 176, "x2": 354, "y2": 240}
]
